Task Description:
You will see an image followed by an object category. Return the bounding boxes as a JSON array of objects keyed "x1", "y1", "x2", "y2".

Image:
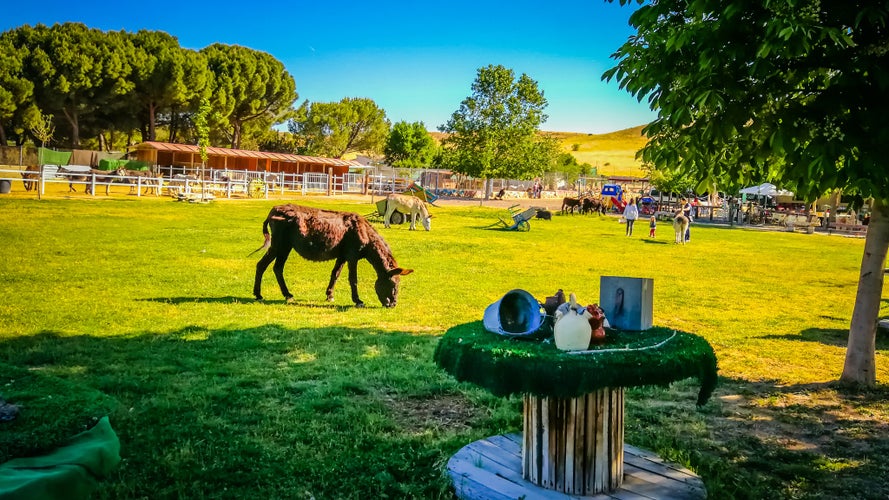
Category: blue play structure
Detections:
[{"x1": 601, "y1": 184, "x2": 625, "y2": 211}]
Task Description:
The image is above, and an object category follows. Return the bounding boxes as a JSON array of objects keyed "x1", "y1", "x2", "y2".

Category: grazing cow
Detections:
[
  {"x1": 383, "y1": 194, "x2": 431, "y2": 231},
  {"x1": 673, "y1": 212, "x2": 690, "y2": 244},
  {"x1": 116, "y1": 168, "x2": 163, "y2": 196},
  {"x1": 561, "y1": 197, "x2": 581, "y2": 215},
  {"x1": 253, "y1": 204, "x2": 414, "y2": 308},
  {"x1": 20, "y1": 165, "x2": 40, "y2": 192}
]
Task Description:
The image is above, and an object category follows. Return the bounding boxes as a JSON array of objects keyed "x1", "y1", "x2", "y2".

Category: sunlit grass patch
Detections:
[{"x1": 1, "y1": 195, "x2": 887, "y2": 498}]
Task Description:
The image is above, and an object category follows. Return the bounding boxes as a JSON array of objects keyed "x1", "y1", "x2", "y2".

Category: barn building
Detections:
[{"x1": 130, "y1": 141, "x2": 361, "y2": 176}]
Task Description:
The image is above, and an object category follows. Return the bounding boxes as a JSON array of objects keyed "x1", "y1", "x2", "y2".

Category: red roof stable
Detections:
[{"x1": 131, "y1": 142, "x2": 362, "y2": 176}]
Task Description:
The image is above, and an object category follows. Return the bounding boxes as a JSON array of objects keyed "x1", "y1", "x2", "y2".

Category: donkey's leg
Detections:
[
  {"x1": 253, "y1": 252, "x2": 277, "y2": 300},
  {"x1": 383, "y1": 203, "x2": 392, "y2": 228},
  {"x1": 271, "y1": 249, "x2": 294, "y2": 302},
  {"x1": 347, "y1": 259, "x2": 364, "y2": 307},
  {"x1": 327, "y1": 257, "x2": 346, "y2": 302}
]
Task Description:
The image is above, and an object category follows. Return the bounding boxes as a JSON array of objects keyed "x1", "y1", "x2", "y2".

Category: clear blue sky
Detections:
[{"x1": 1, "y1": 0, "x2": 656, "y2": 134}]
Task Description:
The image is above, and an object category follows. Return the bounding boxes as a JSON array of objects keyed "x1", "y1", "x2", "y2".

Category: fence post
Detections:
[
  {"x1": 90, "y1": 173, "x2": 96, "y2": 196},
  {"x1": 137, "y1": 176, "x2": 142, "y2": 197}
]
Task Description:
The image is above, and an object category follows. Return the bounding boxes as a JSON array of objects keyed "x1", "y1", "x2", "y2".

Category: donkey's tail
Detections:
[{"x1": 248, "y1": 210, "x2": 274, "y2": 257}]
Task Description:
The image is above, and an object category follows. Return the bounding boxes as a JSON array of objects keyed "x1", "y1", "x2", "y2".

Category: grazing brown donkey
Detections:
[
  {"x1": 20, "y1": 165, "x2": 40, "y2": 192},
  {"x1": 561, "y1": 196, "x2": 581, "y2": 215},
  {"x1": 253, "y1": 204, "x2": 413, "y2": 308}
]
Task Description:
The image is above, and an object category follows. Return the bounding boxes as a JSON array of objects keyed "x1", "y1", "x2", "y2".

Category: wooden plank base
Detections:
[{"x1": 448, "y1": 433, "x2": 706, "y2": 500}]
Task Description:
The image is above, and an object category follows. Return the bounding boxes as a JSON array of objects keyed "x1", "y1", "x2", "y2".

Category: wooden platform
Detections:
[{"x1": 447, "y1": 434, "x2": 706, "y2": 499}]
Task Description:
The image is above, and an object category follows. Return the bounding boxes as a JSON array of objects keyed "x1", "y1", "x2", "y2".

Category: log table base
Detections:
[
  {"x1": 447, "y1": 433, "x2": 706, "y2": 499},
  {"x1": 523, "y1": 390, "x2": 624, "y2": 494}
]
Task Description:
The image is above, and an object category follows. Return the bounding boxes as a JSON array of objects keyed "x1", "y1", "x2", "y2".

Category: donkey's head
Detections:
[
  {"x1": 418, "y1": 203, "x2": 431, "y2": 231},
  {"x1": 375, "y1": 267, "x2": 414, "y2": 308}
]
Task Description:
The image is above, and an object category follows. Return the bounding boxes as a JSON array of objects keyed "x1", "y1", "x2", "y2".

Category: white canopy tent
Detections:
[{"x1": 738, "y1": 183, "x2": 794, "y2": 197}]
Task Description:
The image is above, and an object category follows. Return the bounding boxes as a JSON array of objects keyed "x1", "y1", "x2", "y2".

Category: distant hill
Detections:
[
  {"x1": 430, "y1": 125, "x2": 648, "y2": 178},
  {"x1": 546, "y1": 125, "x2": 648, "y2": 178}
]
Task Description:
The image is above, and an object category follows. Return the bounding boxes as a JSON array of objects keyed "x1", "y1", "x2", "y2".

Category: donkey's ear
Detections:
[{"x1": 389, "y1": 267, "x2": 414, "y2": 277}]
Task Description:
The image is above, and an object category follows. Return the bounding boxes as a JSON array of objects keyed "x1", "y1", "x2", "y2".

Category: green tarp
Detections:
[
  {"x1": 37, "y1": 148, "x2": 71, "y2": 167},
  {"x1": 97, "y1": 159, "x2": 149, "y2": 171},
  {"x1": 0, "y1": 416, "x2": 120, "y2": 500}
]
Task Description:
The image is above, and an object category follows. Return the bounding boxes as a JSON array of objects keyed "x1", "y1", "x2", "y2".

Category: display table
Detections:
[{"x1": 434, "y1": 322, "x2": 717, "y2": 497}]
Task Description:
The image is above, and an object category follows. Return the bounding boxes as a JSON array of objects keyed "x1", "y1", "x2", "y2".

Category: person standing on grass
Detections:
[
  {"x1": 681, "y1": 198, "x2": 693, "y2": 241},
  {"x1": 649, "y1": 215, "x2": 657, "y2": 238},
  {"x1": 623, "y1": 197, "x2": 639, "y2": 236}
]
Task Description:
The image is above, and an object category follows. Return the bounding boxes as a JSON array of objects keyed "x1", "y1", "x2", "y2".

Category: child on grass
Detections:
[{"x1": 649, "y1": 215, "x2": 657, "y2": 238}]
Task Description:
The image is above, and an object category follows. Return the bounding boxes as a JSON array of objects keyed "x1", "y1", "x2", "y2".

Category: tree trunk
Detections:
[
  {"x1": 841, "y1": 198, "x2": 889, "y2": 386},
  {"x1": 61, "y1": 106, "x2": 80, "y2": 147},
  {"x1": 231, "y1": 120, "x2": 242, "y2": 150},
  {"x1": 0, "y1": 122, "x2": 7, "y2": 145},
  {"x1": 148, "y1": 102, "x2": 157, "y2": 141},
  {"x1": 168, "y1": 109, "x2": 178, "y2": 144}
]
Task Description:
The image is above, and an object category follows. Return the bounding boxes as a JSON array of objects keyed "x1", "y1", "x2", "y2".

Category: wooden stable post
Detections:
[{"x1": 522, "y1": 387, "x2": 624, "y2": 495}]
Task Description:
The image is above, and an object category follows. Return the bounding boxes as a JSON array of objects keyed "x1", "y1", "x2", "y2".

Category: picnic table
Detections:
[{"x1": 434, "y1": 322, "x2": 717, "y2": 498}]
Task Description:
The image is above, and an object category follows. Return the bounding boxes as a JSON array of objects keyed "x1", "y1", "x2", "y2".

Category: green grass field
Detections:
[{"x1": 1, "y1": 195, "x2": 888, "y2": 499}]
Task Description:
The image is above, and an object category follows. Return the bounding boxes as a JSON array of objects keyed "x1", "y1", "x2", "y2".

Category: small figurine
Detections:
[
  {"x1": 543, "y1": 289, "x2": 566, "y2": 316},
  {"x1": 586, "y1": 304, "x2": 607, "y2": 344}
]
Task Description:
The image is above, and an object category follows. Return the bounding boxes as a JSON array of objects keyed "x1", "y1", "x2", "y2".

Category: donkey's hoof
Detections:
[
  {"x1": 255, "y1": 296, "x2": 264, "y2": 302},
  {"x1": 285, "y1": 296, "x2": 295, "y2": 304},
  {"x1": 327, "y1": 296, "x2": 335, "y2": 302},
  {"x1": 354, "y1": 301, "x2": 366, "y2": 308}
]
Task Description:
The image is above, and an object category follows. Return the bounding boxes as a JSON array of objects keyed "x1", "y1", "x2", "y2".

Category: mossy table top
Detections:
[{"x1": 434, "y1": 322, "x2": 718, "y2": 405}]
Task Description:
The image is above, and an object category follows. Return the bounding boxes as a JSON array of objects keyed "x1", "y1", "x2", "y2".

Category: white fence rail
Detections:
[{"x1": 0, "y1": 166, "x2": 383, "y2": 199}]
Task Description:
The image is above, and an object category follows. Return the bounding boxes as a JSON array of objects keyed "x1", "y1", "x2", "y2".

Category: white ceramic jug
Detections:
[{"x1": 553, "y1": 293, "x2": 593, "y2": 351}]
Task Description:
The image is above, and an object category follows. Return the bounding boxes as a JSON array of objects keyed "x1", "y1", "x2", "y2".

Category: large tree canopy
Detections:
[
  {"x1": 9, "y1": 23, "x2": 134, "y2": 147},
  {"x1": 438, "y1": 64, "x2": 553, "y2": 188},
  {"x1": 288, "y1": 97, "x2": 390, "y2": 158},
  {"x1": 1, "y1": 23, "x2": 218, "y2": 150},
  {"x1": 0, "y1": 32, "x2": 37, "y2": 145},
  {"x1": 127, "y1": 31, "x2": 210, "y2": 142},
  {"x1": 605, "y1": 0, "x2": 889, "y2": 386},
  {"x1": 384, "y1": 121, "x2": 437, "y2": 169},
  {"x1": 201, "y1": 44, "x2": 298, "y2": 150}
]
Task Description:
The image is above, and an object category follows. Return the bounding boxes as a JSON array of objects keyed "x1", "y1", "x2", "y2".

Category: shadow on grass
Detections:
[
  {"x1": 641, "y1": 239, "x2": 669, "y2": 245},
  {"x1": 760, "y1": 327, "x2": 889, "y2": 351},
  {"x1": 627, "y1": 376, "x2": 889, "y2": 499},
  {"x1": 0, "y1": 325, "x2": 493, "y2": 499},
  {"x1": 138, "y1": 296, "x2": 349, "y2": 309}
]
